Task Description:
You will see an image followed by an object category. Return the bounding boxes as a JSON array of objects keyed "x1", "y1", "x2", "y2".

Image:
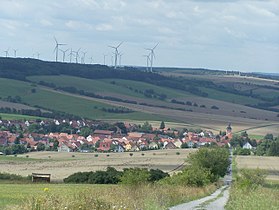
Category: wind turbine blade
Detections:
[
  {"x1": 108, "y1": 46, "x2": 116, "y2": 49},
  {"x1": 153, "y1": 43, "x2": 159, "y2": 50},
  {"x1": 116, "y1": 42, "x2": 123, "y2": 48},
  {"x1": 53, "y1": 46, "x2": 57, "y2": 53},
  {"x1": 54, "y1": 36, "x2": 58, "y2": 44}
]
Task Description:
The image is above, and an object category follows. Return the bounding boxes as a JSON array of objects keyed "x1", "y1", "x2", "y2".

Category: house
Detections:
[
  {"x1": 114, "y1": 144, "x2": 125, "y2": 153},
  {"x1": 164, "y1": 142, "x2": 177, "y2": 149},
  {"x1": 149, "y1": 142, "x2": 159, "y2": 150},
  {"x1": 130, "y1": 144, "x2": 140, "y2": 152},
  {"x1": 173, "y1": 139, "x2": 183, "y2": 148},
  {"x1": 97, "y1": 139, "x2": 112, "y2": 152},
  {"x1": 243, "y1": 142, "x2": 252, "y2": 150},
  {"x1": 124, "y1": 142, "x2": 132, "y2": 151},
  {"x1": 58, "y1": 142, "x2": 74, "y2": 152},
  {"x1": 93, "y1": 130, "x2": 114, "y2": 138}
]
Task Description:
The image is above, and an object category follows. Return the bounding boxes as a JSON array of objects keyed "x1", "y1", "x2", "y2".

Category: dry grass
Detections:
[
  {"x1": 3, "y1": 183, "x2": 217, "y2": 210},
  {"x1": 235, "y1": 156, "x2": 279, "y2": 181},
  {"x1": 0, "y1": 149, "x2": 194, "y2": 182}
]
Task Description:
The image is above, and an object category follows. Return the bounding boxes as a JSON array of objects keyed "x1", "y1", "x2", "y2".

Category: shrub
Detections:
[
  {"x1": 236, "y1": 168, "x2": 266, "y2": 189},
  {"x1": 120, "y1": 168, "x2": 150, "y2": 186},
  {"x1": 188, "y1": 147, "x2": 230, "y2": 182},
  {"x1": 149, "y1": 169, "x2": 169, "y2": 182},
  {"x1": 94, "y1": 154, "x2": 98, "y2": 157},
  {"x1": 160, "y1": 166, "x2": 212, "y2": 187},
  {"x1": 141, "y1": 153, "x2": 145, "y2": 156},
  {"x1": 64, "y1": 167, "x2": 122, "y2": 184},
  {"x1": 176, "y1": 152, "x2": 180, "y2": 155},
  {"x1": 106, "y1": 154, "x2": 110, "y2": 157},
  {"x1": 72, "y1": 155, "x2": 75, "y2": 158},
  {"x1": 129, "y1": 153, "x2": 133, "y2": 157},
  {"x1": 26, "y1": 155, "x2": 29, "y2": 158}
]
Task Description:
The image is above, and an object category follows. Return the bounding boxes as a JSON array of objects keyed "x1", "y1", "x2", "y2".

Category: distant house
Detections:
[
  {"x1": 243, "y1": 142, "x2": 252, "y2": 150},
  {"x1": 58, "y1": 142, "x2": 73, "y2": 152},
  {"x1": 149, "y1": 142, "x2": 159, "y2": 150},
  {"x1": 173, "y1": 139, "x2": 183, "y2": 148},
  {"x1": 164, "y1": 142, "x2": 176, "y2": 149},
  {"x1": 93, "y1": 130, "x2": 114, "y2": 137},
  {"x1": 97, "y1": 139, "x2": 112, "y2": 152},
  {"x1": 114, "y1": 144, "x2": 125, "y2": 153}
]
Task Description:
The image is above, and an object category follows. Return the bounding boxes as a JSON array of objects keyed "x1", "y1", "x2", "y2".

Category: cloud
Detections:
[{"x1": 0, "y1": 0, "x2": 278, "y2": 72}]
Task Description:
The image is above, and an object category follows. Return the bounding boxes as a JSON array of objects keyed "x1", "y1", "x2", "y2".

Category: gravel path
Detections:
[
  {"x1": 169, "y1": 186, "x2": 229, "y2": 210},
  {"x1": 170, "y1": 152, "x2": 233, "y2": 210}
]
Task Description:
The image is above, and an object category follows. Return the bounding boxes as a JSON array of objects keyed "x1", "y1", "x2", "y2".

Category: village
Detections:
[{"x1": 0, "y1": 118, "x2": 236, "y2": 155}]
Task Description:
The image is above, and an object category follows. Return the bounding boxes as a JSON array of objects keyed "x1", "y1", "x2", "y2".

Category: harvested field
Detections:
[
  {"x1": 235, "y1": 156, "x2": 279, "y2": 181},
  {"x1": 0, "y1": 149, "x2": 194, "y2": 182},
  {"x1": 0, "y1": 101, "x2": 38, "y2": 110}
]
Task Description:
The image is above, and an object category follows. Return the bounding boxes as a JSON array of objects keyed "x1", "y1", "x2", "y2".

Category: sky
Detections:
[{"x1": 0, "y1": 0, "x2": 278, "y2": 73}]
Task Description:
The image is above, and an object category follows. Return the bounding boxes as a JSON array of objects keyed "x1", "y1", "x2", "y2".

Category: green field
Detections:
[
  {"x1": 0, "y1": 182, "x2": 217, "y2": 210},
  {"x1": 0, "y1": 78, "x2": 166, "y2": 121},
  {"x1": 199, "y1": 87, "x2": 261, "y2": 105},
  {"x1": 28, "y1": 75, "x2": 193, "y2": 99},
  {"x1": 0, "y1": 113, "x2": 45, "y2": 120}
]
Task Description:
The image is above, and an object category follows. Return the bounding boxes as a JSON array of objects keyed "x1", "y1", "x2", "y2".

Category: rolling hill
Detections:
[{"x1": 0, "y1": 57, "x2": 279, "y2": 135}]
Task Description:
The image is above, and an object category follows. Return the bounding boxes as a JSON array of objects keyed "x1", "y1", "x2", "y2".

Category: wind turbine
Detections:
[
  {"x1": 73, "y1": 48, "x2": 81, "y2": 64},
  {"x1": 90, "y1": 56, "x2": 94, "y2": 64},
  {"x1": 119, "y1": 52, "x2": 124, "y2": 66},
  {"x1": 68, "y1": 48, "x2": 74, "y2": 63},
  {"x1": 81, "y1": 51, "x2": 87, "y2": 64},
  {"x1": 143, "y1": 54, "x2": 151, "y2": 71},
  {"x1": 145, "y1": 43, "x2": 159, "y2": 72},
  {"x1": 13, "y1": 49, "x2": 18, "y2": 58},
  {"x1": 103, "y1": 54, "x2": 108, "y2": 65},
  {"x1": 37, "y1": 52, "x2": 40, "y2": 59},
  {"x1": 53, "y1": 37, "x2": 66, "y2": 62},
  {"x1": 4, "y1": 48, "x2": 9, "y2": 57},
  {"x1": 60, "y1": 48, "x2": 69, "y2": 62},
  {"x1": 108, "y1": 42, "x2": 123, "y2": 69}
]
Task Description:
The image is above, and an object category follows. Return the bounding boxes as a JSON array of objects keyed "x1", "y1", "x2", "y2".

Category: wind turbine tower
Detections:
[
  {"x1": 53, "y1": 37, "x2": 66, "y2": 62},
  {"x1": 4, "y1": 48, "x2": 9, "y2": 58},
  {"x1": 73, "y1": 48, "x2": 81, "y2": 64},
  {"x1": 143, "y1": 54, "x2": 151, "y2": 71},
  {"x1": 145, "y1": 43, "x2": 159, "y2": 72},
  {"x1": 108, "y1": 42, "x2": 123, "y2": 69},
  {"x1": 13, "y1": 49, "x2": 18, "y2": 58},
  {"x1": 81, "y1": 51, "x2": 87, "y2": 64},
  {"x1": 103, "y1": 54, "x2": 108, "y2": 65},
  {"x1": 68, "y1": 48, "x2": 74, "y2": 63},
  {"x1": 119, "y1": 52, "x2": 124, "y2": 66},
  {"x1": 60, "y1": 49, "x2": 69, "y2": 62}
]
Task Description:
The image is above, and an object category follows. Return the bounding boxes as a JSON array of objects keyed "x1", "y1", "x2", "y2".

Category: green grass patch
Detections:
[
  {"x1": 199, "y1": 87, "x2": 261, "y2": 105},
  {"x1": 28, "y1": 75, "x2": 193, "y2": 100},
  {"x1": 0, "y1": 183, "x2": 217, "y2": 210},
  {"x1": 0, "y1": 113, "x2": 44, "y2": 120}
]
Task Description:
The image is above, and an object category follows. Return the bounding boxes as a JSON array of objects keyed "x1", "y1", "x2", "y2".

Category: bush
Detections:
[
  {"x1": 236, "y1": 168, "x2": 266, "y2": 189},
  {"x1": 160, "y1": 166, "x2": 212, "y2": 187},
  {"x1": 72, "y1": 155, "x2": 75, "y2": 158},
  {"x1": 120, "y1": 168, "x2": 150, "y2": 186},
  {"x1": 148, "y1": 169, "x2": 169, "y2": 182},
  {"x1": 176, "y1": 152, "x2": 180, "y2": 155},
  {"x1": 188, "y1": 147, "x2": 230, "y2": 182},
  {"x1": 64, "y1": 167, "x2": 122, "y2": 184},
  {"x1": 94, "y1": 154, "x2": 98, "y2": 157},
  {"x1": 129, "y1": 153, "x2": 133, "y2": 156}
]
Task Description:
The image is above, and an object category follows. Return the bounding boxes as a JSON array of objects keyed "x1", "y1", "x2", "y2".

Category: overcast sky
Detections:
[{"x1": 0, "y1": 0, "x2": 278, "y2": 72}]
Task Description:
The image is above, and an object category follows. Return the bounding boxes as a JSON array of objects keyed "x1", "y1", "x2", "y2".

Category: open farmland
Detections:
[
  {"x1": 235, "y1": 156, "x2": 279, "y2": 181},
  {"x1": 0, "y1": 149, "x2": 194, "y2": 182},
  {"x1": 28, "y1": 75, "x2": 279, "y2": 123}
]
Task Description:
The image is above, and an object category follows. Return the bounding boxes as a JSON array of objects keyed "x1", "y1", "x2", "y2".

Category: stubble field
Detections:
[{"x1": 0, "y1": 149, "x2": 194, "y2": 182}]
